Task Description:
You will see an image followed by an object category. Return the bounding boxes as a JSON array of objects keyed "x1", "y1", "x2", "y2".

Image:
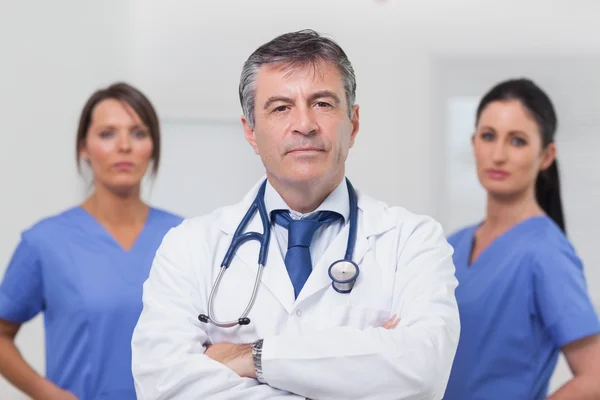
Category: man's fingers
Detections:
[{"x1": 382, "y1": 314, "x2": 400, "y2": 329}]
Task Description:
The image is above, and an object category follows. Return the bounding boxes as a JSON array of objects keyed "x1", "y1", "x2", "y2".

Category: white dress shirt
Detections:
[{"x1": 264, "y1": 178, "x2": 350, "y2": 269}]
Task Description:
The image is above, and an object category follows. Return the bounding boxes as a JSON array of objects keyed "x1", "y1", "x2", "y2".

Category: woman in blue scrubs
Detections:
[
  {"x1": 0, "y1": 83, "x2": 183, "y2": 399},
  {"x1": 443, "y1": 79, "x2": 600, "y2": 399}
]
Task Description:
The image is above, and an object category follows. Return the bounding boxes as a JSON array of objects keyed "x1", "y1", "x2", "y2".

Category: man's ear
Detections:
[
  {"x1": 242, "y1": 115, "x2": 260, "y2": 155},
  {"x1": 349, "y1": 104, "x2": 360, "y2": 148}
]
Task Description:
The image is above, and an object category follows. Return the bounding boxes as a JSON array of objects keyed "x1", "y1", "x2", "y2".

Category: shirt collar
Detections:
[{"x1": 264, "y1": 178, "x2": 350, "y2": 223}]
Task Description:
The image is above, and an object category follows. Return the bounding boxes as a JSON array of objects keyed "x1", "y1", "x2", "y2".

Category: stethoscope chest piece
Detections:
[{"x1": 328, "y1": 259, "x2": 360, "y2": 293}]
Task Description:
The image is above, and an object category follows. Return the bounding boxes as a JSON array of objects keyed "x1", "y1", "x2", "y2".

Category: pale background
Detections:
[{"x1": 1, "y1": 0, "x2": 599, "y2": 398}]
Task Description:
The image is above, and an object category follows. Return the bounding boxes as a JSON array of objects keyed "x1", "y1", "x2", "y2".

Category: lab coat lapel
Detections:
[
  {"x1": 227, "y1": 214, "x2": 296, "y2": 314},
  {"x1": 260, "y1": 228, "x2": 296, "y2": 312},
  {"x1": 215, "y1": 178, "x2": 295, "y2": 314}
]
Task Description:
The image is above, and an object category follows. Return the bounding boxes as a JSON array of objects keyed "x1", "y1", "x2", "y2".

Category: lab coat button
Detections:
[{"x1": 296, "y1": 309, "x2": 302, "y2": 317}]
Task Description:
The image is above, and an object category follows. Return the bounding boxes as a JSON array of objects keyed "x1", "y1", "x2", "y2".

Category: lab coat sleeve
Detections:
[
  {"x1": 131, "y1": 220, "x2": 305, "y2": 400},
  {"x1": 260, "y1": 216, "x2": 461, "y2": 400}
]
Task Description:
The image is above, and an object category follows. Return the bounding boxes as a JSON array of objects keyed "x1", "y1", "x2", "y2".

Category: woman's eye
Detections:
[
  {"x1": 512, "y1": 137, "x2": 527, "y2": 146},
  {"x1": 481, "y1": 132, "x2": 494, "y2": 141},
  {"x1": 133, "y1": 129, "x2": 149, "y2": 138}
]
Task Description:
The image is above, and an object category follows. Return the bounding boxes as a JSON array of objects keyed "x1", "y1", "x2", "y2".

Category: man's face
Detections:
[{"x1": 242, "y1": 62, "x2": 359, "y2": 189}]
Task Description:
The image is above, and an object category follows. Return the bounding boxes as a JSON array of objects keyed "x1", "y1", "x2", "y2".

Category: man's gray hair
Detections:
[{"x1": 239, "y1": 29, "x2": 357, "y2": 128}]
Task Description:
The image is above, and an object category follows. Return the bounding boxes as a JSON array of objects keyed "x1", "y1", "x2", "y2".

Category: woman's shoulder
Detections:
[
  {"x1": 21, "y1": 206, "x2": 84, "y2": 241},
  {"x1": 448, "y1": 216, "x2": 570, "y2": 251},
  {"x1": 447, "y1": 223, "x2": 478, "y2": 248},
  {"x1": 22, "y1": 205, "x2": 183, "y2": 237},
  {"x1": 523, "y1": 216, "x2": 579, "y2": 263},
  {"x1": 148, "y1": 207, "x2": 185, "y2": 235}
]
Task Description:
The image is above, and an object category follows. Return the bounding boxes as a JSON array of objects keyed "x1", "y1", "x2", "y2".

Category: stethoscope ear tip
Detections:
[
  {"x1": 198, "y1": 314, "x2": 209, "y2": 323},
  {"x1": 239, "y1": 317, "x2": 251, "y2": 325}
]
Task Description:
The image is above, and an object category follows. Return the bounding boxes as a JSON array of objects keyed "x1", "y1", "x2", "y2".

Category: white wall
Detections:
[
  {"x1": 2, "y1": 0, "x2": 600, "y2": 398},
  {"x1": 142, "y1": 120, "x2": 266, "y2": 218},
  {"x1": 0, "y1": 2, "x2": 130, "y2": 398}
]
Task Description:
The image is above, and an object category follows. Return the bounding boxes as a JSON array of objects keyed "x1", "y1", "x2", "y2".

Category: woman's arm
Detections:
[
  {"x1": 0, "y1": 319, "x2": 77, "y2": 400},
  {"x1": 547, "y1": 334, "x2": 600, "y2": 400}
]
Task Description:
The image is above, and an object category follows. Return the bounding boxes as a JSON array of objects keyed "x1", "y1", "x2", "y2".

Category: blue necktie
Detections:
[{"x1": 272, "y1": 210, "x2": 342, "y2": 298}]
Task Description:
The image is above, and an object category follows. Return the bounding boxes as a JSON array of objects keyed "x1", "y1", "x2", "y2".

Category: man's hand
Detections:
[
  {"x1": 204, "y1": 342, "x2": 256, "y2": 378},
  {"x1": 382, "y1": 314, "x2": 400, "y2": 329}
]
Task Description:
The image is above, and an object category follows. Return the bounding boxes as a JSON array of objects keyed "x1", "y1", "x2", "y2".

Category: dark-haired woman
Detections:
[
  {"x1": 443, "y1": 78, "x2": 600, "y2": 400},
  {"x1": 0, "y1": 83, "x2": 182, "y2": 399}
]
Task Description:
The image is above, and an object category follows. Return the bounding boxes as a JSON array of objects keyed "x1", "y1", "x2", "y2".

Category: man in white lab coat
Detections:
[{"x1": 131, "y1": 29, "x2": 460, "y2": 400}]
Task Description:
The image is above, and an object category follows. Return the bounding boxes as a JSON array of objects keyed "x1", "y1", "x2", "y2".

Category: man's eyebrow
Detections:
[
  {"x1": 307, "y1": 91, "x2": 341, "y2": 105},
  {"x1": 263, "y1": 96, "x2": 293, "y2": 110}
]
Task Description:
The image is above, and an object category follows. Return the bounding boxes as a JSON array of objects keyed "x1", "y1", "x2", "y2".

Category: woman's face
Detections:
[
  {"x1": 472, "y1": 99, "x2": 555, "y2": 199},
  {"x1": 80, "y1": 98, "x2": 154, "y2": 195}
]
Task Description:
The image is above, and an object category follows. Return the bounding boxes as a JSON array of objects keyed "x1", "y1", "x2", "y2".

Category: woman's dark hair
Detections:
[
  {"x1": 475, "y1": 78, "x2": 565, "y2": 233},
  {"x1": 76, "y1": 82, "x2": 161, "y2": 174}
]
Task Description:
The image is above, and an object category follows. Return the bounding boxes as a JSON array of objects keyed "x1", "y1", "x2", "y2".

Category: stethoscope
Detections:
[{"x1": 198, "y1": 178, "x2": 359, "y2": 328}]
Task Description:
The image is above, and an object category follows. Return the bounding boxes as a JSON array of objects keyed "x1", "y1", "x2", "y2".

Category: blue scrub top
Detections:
[
  {"x1": 443, "y1": 216, "x2": 600, "y2": 400},
  {"x1": 0, "y1": 206, "x2": 183, "y2": 400}
]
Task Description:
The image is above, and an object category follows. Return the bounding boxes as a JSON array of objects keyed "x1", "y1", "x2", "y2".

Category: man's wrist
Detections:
[{"x1": 252, "y1": 338, "x2": 266, "y2": 383}]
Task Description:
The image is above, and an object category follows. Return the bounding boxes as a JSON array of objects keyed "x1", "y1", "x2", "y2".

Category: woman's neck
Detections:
[
  {"x1": 82, "y1": 185, "x2": 148, "y2": 227},
  {"x1": 483, "y1": 189, "x2": 544, "y2": 233}
]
